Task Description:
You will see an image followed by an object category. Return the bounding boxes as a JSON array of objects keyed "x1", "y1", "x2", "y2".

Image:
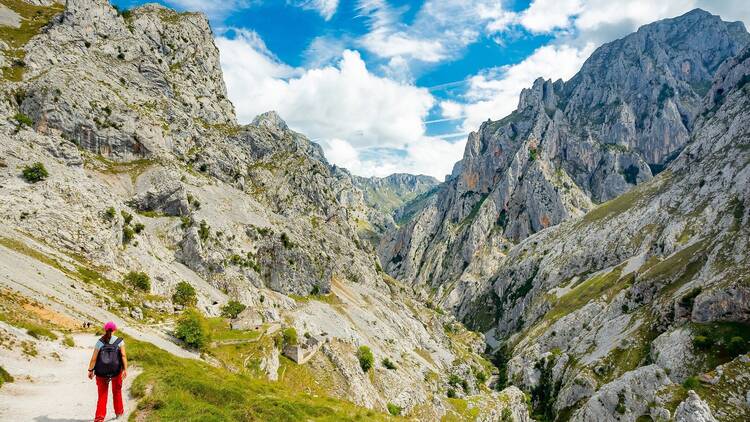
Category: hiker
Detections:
[{"x1": 87, "y1": 321, "x2": 128, "y2": 422}]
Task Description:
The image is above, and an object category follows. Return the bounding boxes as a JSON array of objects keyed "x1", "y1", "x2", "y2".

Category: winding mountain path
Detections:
[{"x1": 0, "y1": 333, "x2": 141, "y2": 422}]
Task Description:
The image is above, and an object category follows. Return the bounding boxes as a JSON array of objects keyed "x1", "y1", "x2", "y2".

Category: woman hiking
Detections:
[{"x1": 87, "y1": 321, "x2": 128, "y2": 422}]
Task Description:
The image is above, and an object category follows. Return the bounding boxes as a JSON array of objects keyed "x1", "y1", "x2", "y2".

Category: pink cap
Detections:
[{"x1": 103, "y1": 321, "x2": 117, "y2": 332}]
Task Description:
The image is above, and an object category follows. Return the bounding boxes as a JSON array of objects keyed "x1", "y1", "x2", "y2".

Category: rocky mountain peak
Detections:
[
  {"x1": 251, "y1": 110, "x2": 289, "y2": 131},
  {"x1": 379, "y1": 8, "x2": 750, "y2": 304}
]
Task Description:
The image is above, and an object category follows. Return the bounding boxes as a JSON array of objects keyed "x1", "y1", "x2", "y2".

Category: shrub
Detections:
[
  {"x1": 175, "y1": 308, "x2": 209, "y2": 350},
  {"x1": 728, "y1": 336, "x2": 746, "y2": 355},
  {"x1": 693, "y1": 335, "x2": 713, "y2": 350},
  {"x1": 21, "y1": 162, "x2": 48, "y2": 183},
  {"x1": 122, "y1": 226, "x2": 135, "y2": 244},
  {"x1": 357, "y1": 345, "x2": 374, "y2": 372},
  {"x1": 180, "y1": 216, "x2": 192, "y2": 229},
  {"x1": 446, "y1": 388, "x2": 456, "y2": 398},
  {"x1": 382, "y1": 358, "x2": 397, "y2": 370},
  {"x1": 280, "y1": 232, "x2": 294, "y2": 249},
  {"x1": 386, "y1": 403, "x2": 401, "y2": 416},
  {"x1": 282, "y1": 327, "x2": 298, "y2": 347},
  {"x1": 475, "y1": 370, "x2": 488, "y2": 384},
  {"x1": 221, "y1": 300, "x2": 246, "y2": 319},
  {"x1": 124, "y1": 271, "x2": 150, "y2": 292},
  {"x1": 310, "y1": 284, "x2": 320, "y2": 295},
  {"x1": 0, "y1": 365, "x2": 13, "y2": 387},
  {"x1": 63, "y1": 335, "x2": 75, "y2": 347},
  {"x1": 172, "y1": 281, "x2": 197, "y2": 307},
  {"x1": 121, "y1": 210, "x2": 133, "y2": 225},
  {"x1": 198, "y1": 220, "x2": 210, "y2": 241},
  {"x1": 133, "y1": 222, "x2": 145, "y2": 234},
  {"x1": 14, "y1": 113, "x2": 33, "y2": 127},
  {"x1": 104, "y1": 207, "x2": 116, "y2": 221},
  {"x1": 615, "y1": 390, "x2": 626, "y2": 414},
  {"x1": 682, "y1": 376, "x2": 700, "y2": 390}
]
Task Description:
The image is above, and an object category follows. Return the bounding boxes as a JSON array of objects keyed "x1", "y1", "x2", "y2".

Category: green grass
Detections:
[
  {"x1": 127, "y1": 336, "x2": 391, "y2": 421},
  {"x1": 205, "y1": 317, "x2": 261, "y2": 342},
  {"x1": 535, "y1": 265, "x2": 627, "y2": 331},
  {"x1": 582, "y1": 175, "x2": 669, "y2": 223},
  {"x1": 0, "y1": 0, "x2": 64, "y2": 81}
]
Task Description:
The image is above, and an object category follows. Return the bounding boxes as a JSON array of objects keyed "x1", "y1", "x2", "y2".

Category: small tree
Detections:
[
  {"x1": 357, "y1": 345, "x2": 374, "y2": 372},
  {"x1": 22, "y1": 162, "x2": 48, "y2": 183},
  {"x1": 283, "y1": 327, "x2": 298, "y2": 347},
  {"x1": 172, "y1": 281, "x2": 197, "y2": 307},
  {"x1": 220, "y1": 300, "x2": 246, "y2": 319},
  {"x1": 175, "y1": 308, "x2": 209, "y2": 350},
  {"x1": 123, "y1": 271, "x2": 150, "y2": 292}
]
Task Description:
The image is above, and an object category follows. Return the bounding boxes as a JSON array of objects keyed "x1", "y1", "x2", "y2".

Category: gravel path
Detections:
[{"x1": 0, "y1": 333, "x2": 141, "y2": 422}]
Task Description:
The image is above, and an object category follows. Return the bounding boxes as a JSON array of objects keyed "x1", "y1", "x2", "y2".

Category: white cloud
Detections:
[
  {"x1": 456, "y1": 43, "x2": 595, "y2": 131},
  {"x1": 320, "y1": 137, "x2": 466, "y2": 179},
  {"x1": 291, "y1": 0, "x2": 340, "y2": 20},
  {"x1": 520, "y1": 0, "x2": 583, "y2": 33},
  {"x1": 355, "y1": 0, "x2": 512, "y2": 77},
  {"x1": 218, "y1": 30, "x2": 458, "y2": 178}
]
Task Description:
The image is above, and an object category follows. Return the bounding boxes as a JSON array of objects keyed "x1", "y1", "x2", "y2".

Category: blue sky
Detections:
[{"x1": 112, "y1": 0, "x2": 750, "y2": 179}]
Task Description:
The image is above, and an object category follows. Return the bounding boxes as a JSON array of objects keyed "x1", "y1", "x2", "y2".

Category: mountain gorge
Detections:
[{"x1": 0, "y1": 1, "x2": 749, "y2": 421}]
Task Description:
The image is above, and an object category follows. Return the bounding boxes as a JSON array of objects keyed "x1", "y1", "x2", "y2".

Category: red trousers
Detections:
[{"x1": 95, "y1": 373, "x2": 123, "y2": 422}]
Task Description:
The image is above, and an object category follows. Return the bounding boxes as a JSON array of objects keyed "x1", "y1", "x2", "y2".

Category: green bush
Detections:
[
  {"x1": 122, "y1": 226, "x2": 135, "y2": 244},
  {"x1": 21, "y1": 162, "x2": 48, "y2": 183},
  {"x1": 104, "y1": 207, "x2": 116, "y2": 221},
  {"x1": 728, "y1": 336, "x2": 746, "y2": 355},
  {"x1": 124, "y1": 271, "x2": 150, "y2": 292},
  {"x1": 175, "y1": 308, "x2": 210, "y2": 350},
  {"x1": 682, "y1": 376, "x2": 700, "y2": 390},
  {"x1": 198, "y1": 220, "x2": 210, "y2": 241},
  {"x1": 172, "y1": 281, "x2": 197, "y2": 307},
  {"x1": 133, "y1": 222, "x2": 145, "y2": 234},
  {"x1": 386, "y1": 403, "x2": 401, "y2": 416},
  {"x1": 693, "y1": 335, "x2": 713, "y2": 350},
  {"x1": 220, "y1": 300, "x2": 246, "y2": 319},
  {"x1": 382, "y1": 358, "x2": 397, "y2": 370},
  {"x1": 63, "y1": 335, "x2": 75, "y2": 347},
  {"x1": 0, "y1": 365, "x2": 13, "y2": 388},
  {"x1": 281, "y1": 232, "x2": 295, "y2": 249},
  {"x1": 14, "y1": 113, "x2": 33, "y2": 127},
  {"x1": 446, "y1": 388, "x2": 456, "y2": 398},
  {"x1": 180, "y1": 216, "x2": 192, "y2": 229},
  {"x1": 357, "y1": 345, "x2": 374, "y2": 372},
  {"x1": 283, "y1": 327, "x2": 298, "y2": 347},
  {"x1": 121, "y1": 210, "x2": 133, "y2": 225}
]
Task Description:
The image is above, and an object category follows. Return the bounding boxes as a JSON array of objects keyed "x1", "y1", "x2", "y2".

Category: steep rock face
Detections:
[
  {"x1": 17, "y1": 0, "x2": 234, "y2": 160},
  {"x1": 0, "y1": 1, "x2": 527, "y2": 419},
  {"x1": 455, "y1": 44, "x2": 750, "y2": 420},
  {"x1": 379, "y1": 9, "x2": 750, "y2": 303}
]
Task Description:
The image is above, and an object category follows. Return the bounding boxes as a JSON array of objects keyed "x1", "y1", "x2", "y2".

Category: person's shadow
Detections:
[{"x1": 33, "y1": 417, "x2": 91, "y2": 422}]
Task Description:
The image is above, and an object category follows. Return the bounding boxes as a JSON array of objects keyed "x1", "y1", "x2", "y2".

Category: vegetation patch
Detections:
[
  {"x1": 690, "y1": 321, "x2": 750, "y2": 370},
  {"x1": 21, "y1": 162, "x2": 48, "y2": 183},
  {"x1": 357, "y1": 345, "x2": 374, "y2": 372},
  {"x1": 175, "y1": 308, "x2": 210, "y2": 350},
  {"x1": 127, "y1": 336, "x2": 392, "y2": 421},
  {"x1": 220, "y1": 300, "x2": 246, "y2": 319},
  {"x1": 582, "y1": 175, "x2": 669, "y2": 223}
]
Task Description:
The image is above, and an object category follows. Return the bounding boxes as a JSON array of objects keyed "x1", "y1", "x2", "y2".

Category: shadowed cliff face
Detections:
[{"x1": 379, "y1": 9, "x2": 750, "y2": 302}]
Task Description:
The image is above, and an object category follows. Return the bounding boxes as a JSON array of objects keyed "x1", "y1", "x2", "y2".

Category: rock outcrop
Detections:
[{"x1": 379, "y1": 9, "x2": 750, "y2": 305}]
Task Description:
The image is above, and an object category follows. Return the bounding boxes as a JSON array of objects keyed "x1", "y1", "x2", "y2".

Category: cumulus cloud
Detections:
[{"x1": 217, "y1": 30, "x2": 459, "y2": 178}]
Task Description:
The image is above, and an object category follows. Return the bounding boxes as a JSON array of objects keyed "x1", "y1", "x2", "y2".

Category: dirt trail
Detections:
[{"x1": 0, "y1": 333, "x2": 141, "y2": 422}]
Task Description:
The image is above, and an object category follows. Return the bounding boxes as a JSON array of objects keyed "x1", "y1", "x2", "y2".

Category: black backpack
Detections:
[{"x1": 94, "y1": 337, "x2": 123, "y2": 378}]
